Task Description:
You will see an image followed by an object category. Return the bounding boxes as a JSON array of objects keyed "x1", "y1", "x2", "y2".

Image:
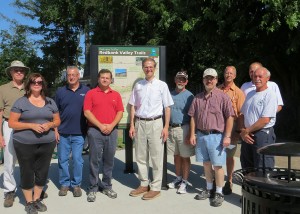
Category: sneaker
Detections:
[
  {"x1": 25, "y1": 202, "x2": 38, "y2": 214},
  {"x1": 211, "y1": 193, "x2": 224, "y2": 207},
  {"x1": 222, "y1": 181, "x2": 233, "y2": 195},
  {"x1": 177, "y1": 181, "x2": 187, "y2": 194},
  {"x1": 101, "y1": 188, "x2": 117, "y2": 199},
  {"x1": 87, "y1": 191, "x2": 96, "y2": 202},
  {"x1": 33, "y1": 199, "x2": 47, "y2": 212},
  {"x1": 167, "y1": 177, "x2": 182, "y2": 189},
  {"x1": 3, "y1": 191, "x2": 15, "y2": 207},
  {"x1": 73, "y1": 186, "x2": 82, "y2": 197},
  {"x1": 194, "y1": 189, "x2": 214, "y2": 200},
  {"x1": 58, "y1": 186, "x2": 69, "y2": 196}
]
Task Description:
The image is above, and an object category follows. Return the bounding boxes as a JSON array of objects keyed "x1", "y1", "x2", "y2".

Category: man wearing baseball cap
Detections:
[
  {"x1": 0, "y1": 60, "x2": 28, "y2": 207},
  {"x1": 188, "y1": 68, "x2": 234, "y2": 207},
  {"x1": 167, "y1": 70, "x2": 194, "y2": 194}
]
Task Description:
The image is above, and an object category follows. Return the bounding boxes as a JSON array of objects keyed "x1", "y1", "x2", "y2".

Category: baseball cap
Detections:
[
  {"x1": 203, "y1": 68, "x2": 218, "y2": 78},
  {"x1": 176, "y1": 71, "x2": 188, "y2": 79}
]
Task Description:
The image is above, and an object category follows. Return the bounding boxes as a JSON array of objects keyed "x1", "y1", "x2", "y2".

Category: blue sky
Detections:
[
  {"x1": 0, "y1": 0, "x2": 40, "y2": 32},
  {"x1": 0, "y1": 0, "x2": 85, "y2": 63}
]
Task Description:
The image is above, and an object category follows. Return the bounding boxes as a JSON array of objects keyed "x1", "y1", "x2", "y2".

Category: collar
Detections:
[
  {"x1": 219, "y1": 82, "x2": 237, "y2": 91},
  {"x1": 203, "y1": 87, "x2": 218, "y2": 98},
  {"x1": 66, "y1": 83, "x2": 82, "y2": 91},
  {"x1": 9, "y1": 81, "x2": 24, "y2": 89},
  {"x1": 96, "y1": 86, "x2": 112, "y2": 93},
  {"x1": 144, "y1": 77, "x2": 157, "y2": 84}
]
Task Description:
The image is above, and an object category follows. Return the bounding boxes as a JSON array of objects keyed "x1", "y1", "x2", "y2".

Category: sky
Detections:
[
  {"x1": 0, "y1": 0, "x2": 41, "y2": 33},
  {"x1": 0, "y1": 0, "x2": 85, "y2": 63}
]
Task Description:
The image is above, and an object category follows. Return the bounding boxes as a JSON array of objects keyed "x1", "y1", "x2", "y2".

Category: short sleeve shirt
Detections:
[
  {"x1": 188, "y1": 88, "x2": 235, "y2": 132},
  {"x1": 170, "y1": 89, "x2": 194, "y2": 124},
  {"x1": 218, "y1": 82, "x2": 245, "y2": 118},
  {"x1": 55, "y1": 84, "x2": 90, "y2": 135},
  {"x1": 241, "y1": 81, "x2": 283, "y2": 106},
  {"x1": 241, "y1": 88, "x2": 277, "y2": 128},
  {"x1": 0, "y1": 81, "x2": 25, "y2": 118},
  {"x1": 83, "y1": 87, "x2": 124, "y2": 125},
  {"x1": 129, "y1": 78, "x2": 174, "y2": 118},
  {"x1": 11, "y1": 96, "x2": 58, "y2": 144}
]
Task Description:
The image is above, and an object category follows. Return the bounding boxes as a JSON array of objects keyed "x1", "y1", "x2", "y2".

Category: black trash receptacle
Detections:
[{"x1": 234, "y1": 142, "x2": 300, "y2": 214}]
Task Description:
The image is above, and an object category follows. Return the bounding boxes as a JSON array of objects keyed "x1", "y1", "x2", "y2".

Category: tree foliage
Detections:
[
  {"x1": 0, "y1": 25, "x2": 41, "y2": 85},
  {"x1": 3, "y1": 0, "x2": 300, "y2": 139}
]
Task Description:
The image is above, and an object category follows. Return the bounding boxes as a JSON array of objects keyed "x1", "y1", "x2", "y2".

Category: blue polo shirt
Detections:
[{"x1": 55, "y1": 84, "x2": 90, "y2": 135}]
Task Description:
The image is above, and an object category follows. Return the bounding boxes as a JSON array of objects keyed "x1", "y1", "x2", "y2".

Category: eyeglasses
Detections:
[
  {"x1": 30, "y1": 80, "x2": 43, "y2": 86},
  {"x1": 12, "y1": 68, "x2": 25, "y2": 73},
  {"x1": 204, "y1": 76, "x2": 217, "y2": 81}
]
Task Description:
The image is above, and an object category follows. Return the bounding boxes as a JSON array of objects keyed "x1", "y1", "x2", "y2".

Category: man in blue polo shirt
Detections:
[{"x1": 55, "y1": 66, "x2": 90, "y2": 197}]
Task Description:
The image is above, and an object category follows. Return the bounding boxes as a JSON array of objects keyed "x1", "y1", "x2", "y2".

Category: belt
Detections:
[
  {"x1": 2, "y1": 118, "x2": 8, "y2": 122},
  {"x1": 136, "y1": 115, "x2": 162, "y2": 121},
  {"x1": 255, "y1": 127, "x2": 272, "y2": 134},
  {"x1": 199, "y1": 129, "x2": 221, "y2": 135},
  {"x1": 169, "y1": 123, "x2": 187, "y2": 128}
]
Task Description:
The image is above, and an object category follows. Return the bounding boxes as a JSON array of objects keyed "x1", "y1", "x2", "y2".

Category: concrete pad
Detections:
[{"x1": 0, "y1": 149, "x2": 242, "y2": 214}]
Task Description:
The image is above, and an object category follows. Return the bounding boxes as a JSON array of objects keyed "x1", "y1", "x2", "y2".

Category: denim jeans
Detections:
[
  {"x1": 58, "y1": 134, "x2": 84, "y2": 187},
  {"x1": 195, "y1": 130, "x2": 226, "y2": 166}
]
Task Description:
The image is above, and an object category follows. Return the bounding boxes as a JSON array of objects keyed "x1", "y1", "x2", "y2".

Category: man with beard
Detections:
[
  {"x1": 189, "y1": 68, "x2": 234, "y2": 207},
  {"x1": 167, "y1": 70, "x2": 194, "y2": 194}
]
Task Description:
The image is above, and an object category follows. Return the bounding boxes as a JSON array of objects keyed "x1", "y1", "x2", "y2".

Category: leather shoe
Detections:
[
  {"x1": 129, "y1": 186, "x2": 149, "y2": 197},
  {"x1": 58, "y1": 186, "x2": 69, "y2": 196},
  {"x1": 142, "y1": 190, "x2": 161, "y2": 200}
]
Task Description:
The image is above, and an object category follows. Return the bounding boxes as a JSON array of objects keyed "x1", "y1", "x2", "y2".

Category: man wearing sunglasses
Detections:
[
  {"x1": 166, "y1": 71, "x2": 194, "y2": 194},
  {"x1": 0, "y1": 60, "x2": 28, "y2": 207}
]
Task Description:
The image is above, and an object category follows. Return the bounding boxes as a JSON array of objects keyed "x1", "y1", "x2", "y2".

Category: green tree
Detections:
[
  {"x1": 0, "y1": 25, "x2": 41, "y2": 85},
  {"x1": 13, "y1": 0, "x2": 85, "y2": 85}
]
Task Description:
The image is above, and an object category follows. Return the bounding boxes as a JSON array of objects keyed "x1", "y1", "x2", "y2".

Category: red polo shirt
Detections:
[{"x1": 83, "y1": 86, "x2": 124, "y2": 126}]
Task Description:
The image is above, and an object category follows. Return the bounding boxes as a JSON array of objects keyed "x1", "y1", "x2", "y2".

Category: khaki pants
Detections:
[
  {"x1": 2, "y1": 121, "x2": 17, "y2": 194},
  {"x1": 134, "y1": 118, "x2": 164, "y2": 191}
]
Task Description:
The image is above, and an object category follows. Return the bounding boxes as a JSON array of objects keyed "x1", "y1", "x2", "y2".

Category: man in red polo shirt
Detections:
[{"x1": 83, "y1": 69, "x2": 124, "y2": 202}]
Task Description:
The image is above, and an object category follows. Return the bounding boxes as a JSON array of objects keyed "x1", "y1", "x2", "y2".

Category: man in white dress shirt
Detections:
[{"x1": 128, "y1": 57, "x2": 174, "y2": 200}]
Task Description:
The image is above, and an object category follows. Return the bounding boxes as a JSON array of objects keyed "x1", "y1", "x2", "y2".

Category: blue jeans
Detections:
[{"x1": 58, "y1": 134, "x2": 84, "y2": 187}]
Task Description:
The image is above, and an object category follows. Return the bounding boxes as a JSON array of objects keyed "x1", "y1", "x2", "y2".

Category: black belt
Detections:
[
  {"x1": 170, "y1": 123, "x2": 187, "y2": 128},
  {"x1": 199, "y1": 129, "x2": 221, "y2": 135},
  {"x1": 136, "y1": 116, "x2": 162, "y2": 121},
  {"x1": 2, "y1": 118, "x2": 8, "y2": 122}
]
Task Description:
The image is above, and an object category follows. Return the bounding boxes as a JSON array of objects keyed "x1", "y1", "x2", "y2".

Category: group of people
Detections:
[
  {"x1": 163, "y1": 62, "x2": 282, "y2": 207},
  {"x1": 0, "y1": 61, "x2": 123, "y2": 214},
  {"x1": 0, "y1": 58, "x2": 283, "y2": 213}
]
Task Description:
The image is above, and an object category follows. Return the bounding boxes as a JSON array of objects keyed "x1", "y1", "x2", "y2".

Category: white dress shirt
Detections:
[{"x1": 129, "y1": 78, "x2": 174, "y2": 118}]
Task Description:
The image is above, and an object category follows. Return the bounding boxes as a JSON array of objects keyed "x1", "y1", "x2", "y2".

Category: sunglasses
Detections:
[
  {"x1": 12, "y1": 68, "x2": 25, "y2": 73},
  {"x1": 30, "y1": 80, "x2": 43, "y2": 86}
]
